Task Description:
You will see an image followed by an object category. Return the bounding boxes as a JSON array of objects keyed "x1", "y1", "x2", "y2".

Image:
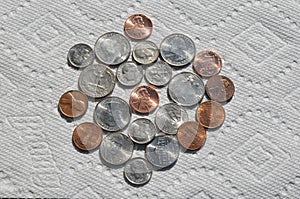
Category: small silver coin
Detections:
[
  {"x1": 145, "y1": 134, "x2": 180, "y2": 168},
  {"x1": 145, "y1": 60, "x2": 172, "y2": 86},
  {"x1": 68, "y1": 43, "x2": 94, "y2": 68},
  {"x1": 100, "y1": 133, "x2": 133, "y2": 166},
  {"x1": 168, "y1": 72, "x2": 205, "y2": 106},
  {"x1": 132, "y1": 41, "x2": 159, "y2": 65},
  {"x1": 160, "y1": 33, "x2": 195, "y2": 67},
  {"x1": 128, "y1": 118, "x2": 156, "y2": 144},
  {"x1": 94, "y1": 32, "x2": 131, "y2": 65},
  {"x1": 94, "y1": 97, "x2": 131, "y2": 132},
  {"x1": 155, "y1": 103, "x2": 188, "y2": 135},
  {"x1": 124, "y1": 157, "x2": 153, "y2": 185},
  {"x1": 78, "y1": 64, "x2": 116, "y2": 98},
  {"x1": 117, "y1": 62, "x2": 143, "y2": 87}
]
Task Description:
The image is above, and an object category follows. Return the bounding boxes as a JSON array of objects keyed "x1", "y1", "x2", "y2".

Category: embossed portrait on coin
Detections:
[
  {"x1": 135, "y1": 46, "x2": 155, "y2": 59},
  {"x1": 166, "y1": 37, "x2": 188, "y2": 62},
  {"x1": 110, "y1": 136, "x2": 123, "y2": 155},
  {"x1": 128, "y1": 160, "x2": 147, "y2": 182},
  {"x1": 131, "y1": 123, "x2": 147, "y2": 141},
  {"x1": 70, "y1": 46, "x2": 91, "y2": 65},
  {"x1": 100, "y1": 39, "x2": 124, "y2": 63},
  {"x1": 122, "y1": 64, "x2": 139, "y2": 82},
  {"x1": 99, "y1": 103, "x2": 122, "y2": 128},
  {"x1": 133, "y1": 88, "x2": 151, "y2": 111}
]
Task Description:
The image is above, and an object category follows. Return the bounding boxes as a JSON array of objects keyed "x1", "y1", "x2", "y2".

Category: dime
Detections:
[
  {"x1": 132, "y1": 41, "x2": 159, "y2": 65},
  {"x1": 67, "y1": 43, "x2": 94, "y2": 69},
  {"x1": 168, "y1": 72, "x2": 205, "y2": 106},
  {"x1": 128, "y1": 118, "x2": 156, "y2": 144},
  {"x1": 94, "y1": 97, "x2": 131, "y2": 132},
  {"x1": 124, "y1": 14, "x2": 153, "y2": 40},
  {"x1": 193, "y1": 50, "x2": 222, "y2": 78},
  {"x1": 58, "y1": 90, "x2": 88, "y2": 118},
  {"x1": 155, "y1": 103, "x2": 188, "y2": 135},
  {"x1": 94, "y1": 32, "x2": 131, "y2": 65},
  {"x1": 160, "y1": 33, "x2": 195, "y2": 67},
  {"x1": 145, "y1": 60, "x2": 172, "y2": 86},
  {"x1": 117, "y1": 62, "x2": 143, "y2": 87},
  {"x1": 124, "y1": 157, "x2": 153, "y2": 185}
]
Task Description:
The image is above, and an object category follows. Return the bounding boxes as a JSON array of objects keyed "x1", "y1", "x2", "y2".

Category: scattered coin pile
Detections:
[{"x1": 58, "y1": 13, "x2": 235, "y2": 185}]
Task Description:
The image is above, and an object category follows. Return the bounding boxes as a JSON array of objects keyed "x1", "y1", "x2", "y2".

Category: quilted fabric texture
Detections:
[{"x1": 0, "y1": 0, "x2": 300, "y2": 198}]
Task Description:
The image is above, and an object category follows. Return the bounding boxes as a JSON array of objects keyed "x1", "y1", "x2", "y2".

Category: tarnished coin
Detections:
[
  {"x1": 145, "y1": 60, "x2": 172, "y2": 86},
  {"x1": 58, "y1": 90, "x2": 88, "y2": 118},
  {"x1": 193, "y1": 50, "x2": 222, "y2": 78},
  {"x1": 196, "y1": 101, "x2": 225, "y2": 129},
  {"x1": 94, "y1": 32, "x2": 131, "y2": 65},
  {"x1": 160, "y1": 33, "x2": 195, "y2": 67},
  {"x1": 94, "y1": 97, "x2": 131, "y2": 132},
  {"x1": 132, "y1": 41, "x2": 159, "y2": 65},
  {"x1": 72, "y1": 122, "x2": 103, "y2": 151},
  {"x1": 128, "y1": 118, "x2": 156, "y2": 144},
  {"x1": 145, "y1": 134, "x2": 180, "y2": 168},
  {"x1": 168, "y1": 72, "x2": 205, "y2": 106},
  {"x1": 100, "y1": 133, "x2": 133, "y2": 166},
  {"x1": 155, "y1": 103, "x2": 188, "y2": 135},
  {"x1": 67, "y1": 43, "x2": 94, "y2": 69},
  {"x1": 124, "y1": 14, "x2": 153, "y2": 40},
  {"x1": 117, "y1": 62, "x2": 143, "y2": 87},
  {"x1": 124, "y1": 157, "x2": 153, "y2": 185},
  {"x1": 78, "y1": 64, "x2": 116, "y2": 98}
]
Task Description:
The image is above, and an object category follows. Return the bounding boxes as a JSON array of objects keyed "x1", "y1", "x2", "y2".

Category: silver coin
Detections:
[
  {"x1": 100, "y1": 133, "x2": 133, "y2": 166},
  {"x1": 145, "y1": 134, "x2": 180, "y2": 168},
  {"x1": 78, "y1": 64, "x2": 115, "y2": 98},
  {"x1": 128, "y1": 118, "x2": 156, "y2": 144},
  {"x1": 168, "y1": 72, "x2": 205, "y2": 106},
  {"x1": 133, "y1": 41, "x2": 159, "y2": 65},
  {"x1": 94, "y1": 97, "x2": 131, "y2": 132},
  {"x1": 68, "y1": 43, "x2": 94, "y2": 68},
  {"x1": 145, "y1": 60, "x2": 172, "y2": 86},
  {"x1": 94, "y1": 32, "x2": 131, "y2": 65},
  {"x1": 117, "y1": 62, "x2": 143, "y2": 87},
  {"x1": 124, "y1": 157, "x2": 153, "y2": 185},
  {"x1": 160, "y1": 33, "x2": 195, "y2": 67},
  {"x1": 155, "y1": 103, "x2": 188, "y2": 135}
]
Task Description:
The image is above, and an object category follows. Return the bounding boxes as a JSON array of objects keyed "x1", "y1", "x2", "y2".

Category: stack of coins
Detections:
[{"x1": 58, "y1": 13, "x2": 235, "y2": 185}]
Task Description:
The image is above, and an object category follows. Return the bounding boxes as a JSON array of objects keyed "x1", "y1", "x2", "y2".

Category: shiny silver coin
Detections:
[
  {"x1": 168, "y1": 72, "x2": 205, "y2": 106},
  {"x1": 78, "y1": 64, "x2": 115, "y2": 98},
  {"x1": 117, "y1": 62, "x2": 143, "y2": 87},
  {"x1": 160, "y1": 33, "x2": 195, "y2": 67},
  {"x1": 145, "y1": 60, "x2": 172, "y2": 86},
  {"x1": 132, "y1": 41, "x2": 159, "y2": 65},
  {"x1": 94, "y1": 97, "x2": 131, "y2": 132},
  {"x1": 100, "y1": 133, "x2": 133, "y2": 166},
  {"x1": 128, "y1": 118, "x2": 156, "y2": 144},
  {"x1": 155, "y1": 103, "x2": 188, "y2": 135},
  {"x1": 94, "y1": 32, "x2": 131, "y2": 65},
  {"x1": 68, "y1": 43, "x2": 94, "y2": 68},
  {"x1": 124, "y1": 157, "x2": 153, "y2": 185}
]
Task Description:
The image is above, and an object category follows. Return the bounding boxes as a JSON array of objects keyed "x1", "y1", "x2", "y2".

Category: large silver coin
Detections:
[
  {"x1": 155, "y1": 103, "x2": 188, "y2": 135},
  {"x1": 68, "y1": 43, "x2": 94, "y2": 68},
  {"x1": 100, "y1": 133, "x2": 133, "y2": 166},
  {"x1": 168, "y1": 72, "x2": 205, "y2": 106},
  {"x1": 117, "y1": 62, "x2": 143, "y2": 87},
  {"x1": 78, "y1": 64, "x2": 115, "y2": 98},
  {"x1": 128, "y1": 118, "x2": 156, "y2": 144},
  {"x1": 94, "y1": 97, "x2": 131, "y2": 132},
  {"x1": 124, "y1": 157, "x2": 152, "y2": 185},
  {"x1": 145, "y1": 60, "x2": 172, "y2": 86},
  {"x1": 132, "y1": 41, "x2": 159, "y2": 65},
  {"x1": 160, "y1": 33, "x2": 195, "y2": 67},
  {"x1": 94, "y1": 32, "x2": 131, "y2": 65}
]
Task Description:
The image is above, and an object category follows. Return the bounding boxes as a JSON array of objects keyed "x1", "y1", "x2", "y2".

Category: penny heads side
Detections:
[
  {"x1": 193, "y1": 50, "x2": 222, "y2": 78},
  {"x1": 124, "y1": 14, "x2": 153, "y2": 40}
]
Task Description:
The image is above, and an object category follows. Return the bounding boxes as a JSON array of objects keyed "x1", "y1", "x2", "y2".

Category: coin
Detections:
[
  {"x1": 145, "y1": 134, "x2": 180, "y2": 168},
  {"x1": 168, "y1": 72, "x2": 205, "y2": 106},
  {"x1": 155, "y1": 103, "x2": 188, "y2": 135},
  {"x1": 196, "y1": 101, "x2": 225, "y2": 129},
  {"x1": 94, "y1": 32, "x2": 131, "y2": 65},
  {"x1": 205, "y1": 75, "x2": 235, "y2": 103},
  {"x1": 132, "y1": 41, "x2": 159, "y2": 65},
  {"x1": 58, "y1": 90, "x2": 88, "y2": 118},
  {"x1": 78, "y1": 64, "x2": 116, "y2": 98},
  {"x1": 94, "y1": 97, "x2": 131, "y2": 132},
  {"x1": 193, "y1": 50, "x2": 222, "y2": 78},
  {"x1": 124, "y1": 14, "x2": 153, "y2": 40},
  {"x1": 145, "y1": 60, "x2": 172, "y2": 86},
  {"x1": 124, "y1": 157, "x2": 153, "y2": 185},
  {"x1": 128, "y1": 118, "x2": 156, "y2": 144},
  {"x1": 67, "y1": 43, "x2": 95, "y2": 69},
  {"x1": 100, "y1": 133, "x2": 133, "y2": 166},
  {"x1": 160, "y1": 33, "x2": 195, "y2": 67},
  {"x1": 117, "y1": 62, "x2": 143, "y2": 87},
  {"x1": 129, "y1": 85, "x2": 159, "y2": 114},
  {"x1": 177, "y1": 121, "x2": 206, "y2": 151},
  {"x1": 72, "y1": 122, "x2": 103, "y2": 151}
]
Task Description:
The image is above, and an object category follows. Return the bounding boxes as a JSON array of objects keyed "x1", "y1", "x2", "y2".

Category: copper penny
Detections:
[
  {"x1": 129, "y1": 85, "x2": 159, "y2": 114},
  {"x1": 58, "y1": 90, "x2": 88, "y2": 118},
  {"x1": 193, "y1": 50, "x2": 222, "y2": 78},
  {"x1": 205, "y1": 75, "x2": 235, "y2": 103},
  {"x1": 177, "y1": 121, "x2": 206, "y2": 151},
  {"x1": 196, "y1": 101, "x2": 225, "y2": 129},
  {"x1": 124, "y1": 14, "x2": 153, "y2": 40},
  {"x1": 72, "y1": 122, "x2": 103, "y2": 151}
]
